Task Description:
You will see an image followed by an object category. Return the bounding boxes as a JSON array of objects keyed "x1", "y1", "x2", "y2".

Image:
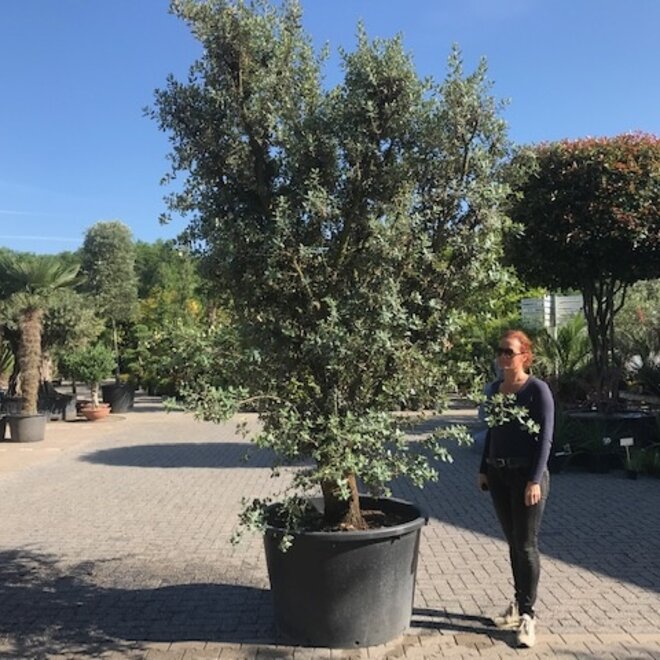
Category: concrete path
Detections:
[{"x1": 0, "y1": 397, "x2": 658, "y2": 659}]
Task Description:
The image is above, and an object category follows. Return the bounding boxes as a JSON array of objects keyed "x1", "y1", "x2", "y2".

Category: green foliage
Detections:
[
  {"x1": 44, "y1": 290, "x2": 104, "y2": 354},
  {"x1": 59, "y1": 343, "x2": 115, "y2": 407},
  {"x1": 615, "y1": 279, "x2": 660, "y2": 396},
  {"x1": 151, "y1": 0, "x2": 510, "y2": 531},
  {"x1": 475, "y1": 392, "x2": 541, "y2": 438},
  {"x1": 532, "y1": 313, "x2": 593, "y2": 404},
  {"x1": 0, "y1": 340, "x2": 14, "y2": 387},
  {"x1": 128, "y1": 319, "x2": 238, "y2": 396},
  {"x1": 506, "y1": 134, "x2": 660, "y2": 406},
  {"x1": 0, "y1": 253, "x2": 80, "y2": 413},
  {"x1": 134, "y1": 240, "x2": 202, "y2": 302},
  {"x1": 80, "y1": 221, "x2": 139, "y2": 324}
]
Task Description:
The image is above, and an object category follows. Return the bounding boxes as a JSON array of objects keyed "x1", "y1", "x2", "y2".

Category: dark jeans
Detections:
[{"x1": 487, "y1": 465, "x2": 549, "y2": 616}]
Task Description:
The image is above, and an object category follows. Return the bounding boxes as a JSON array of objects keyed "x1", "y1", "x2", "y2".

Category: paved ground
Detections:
[{"x1": 0, "y1": 396, "x2": 658, "y2": 659}]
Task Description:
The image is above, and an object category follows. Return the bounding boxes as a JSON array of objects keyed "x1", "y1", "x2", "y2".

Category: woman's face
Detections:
[{"x1": 496, "y1": 336, "x2": 526, "y2": 372}]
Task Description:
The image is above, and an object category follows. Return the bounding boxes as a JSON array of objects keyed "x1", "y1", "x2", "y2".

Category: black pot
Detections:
[
  {"x1": 548, "y1": 452, "x2": 570, "y2": 474},
  {"x1": 7, "y1": 413, "x2": 47, "y2": 443},
  {"x1": 587, "y1": 453, "x2": 611, "y2": 474},
  {"x1": 101, "y1": 383, "x2": 134, "y2": 413},
  {"x1": 625, "y1": 469, "x2": 639, "y2": 480},
  {"x1": 1, "y1": 396, "x2": 25, "y2": 416},
  {"x1": 263, "y1": 496, "x2": 427, "y2": 649}
]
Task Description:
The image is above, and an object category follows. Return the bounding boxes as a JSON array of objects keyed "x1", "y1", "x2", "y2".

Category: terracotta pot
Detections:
[{"x1": 80, "y1": 403, "x2": 111, "y2": 422}]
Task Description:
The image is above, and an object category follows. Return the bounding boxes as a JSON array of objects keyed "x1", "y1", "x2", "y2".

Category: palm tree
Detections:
[{"x1": 0, "y1": 254, "x2": 80, "y2": 415}]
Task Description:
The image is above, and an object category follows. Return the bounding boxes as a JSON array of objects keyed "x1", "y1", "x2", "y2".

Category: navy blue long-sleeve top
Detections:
[{"x1": 479, "y1": 376, "x2": 555, "y2": 484}]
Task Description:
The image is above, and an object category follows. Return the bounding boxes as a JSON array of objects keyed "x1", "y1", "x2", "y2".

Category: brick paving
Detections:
[{"x1": 0, "y1": 396, "x2": 658, "y2": 659}]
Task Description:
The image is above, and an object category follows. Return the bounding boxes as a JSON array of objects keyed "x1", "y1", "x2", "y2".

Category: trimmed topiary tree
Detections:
[
  {"x1": 80, "y1": 221, "x2": 139, "y2": 381},
  {"x1": 507, "y1": 133, "x2": 660, "y2": 406},
  {"x1": 60, "y1": 344, "x2": 115, "y2": 409}
]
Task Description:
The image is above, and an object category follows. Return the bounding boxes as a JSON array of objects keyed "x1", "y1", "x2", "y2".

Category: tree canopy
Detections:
[
  {"x1": 151, "y1": 0, "x2": 511, "y2": 528},
  {"x1": 80, "y1": 221, "x2": 138, "y2": 324},
  {"x1": 507, "y1": 133, "x2": 660, "y2": 403}
]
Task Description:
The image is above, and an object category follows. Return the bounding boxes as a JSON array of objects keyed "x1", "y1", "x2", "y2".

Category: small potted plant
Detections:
[{"x1": 64, "y1": 344, "x2": 116, "y2": 421}]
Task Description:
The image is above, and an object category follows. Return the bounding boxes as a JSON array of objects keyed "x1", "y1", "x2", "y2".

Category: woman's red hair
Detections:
[{"x1": 500, "y1": 329, "x2": 534, "y2": 369}]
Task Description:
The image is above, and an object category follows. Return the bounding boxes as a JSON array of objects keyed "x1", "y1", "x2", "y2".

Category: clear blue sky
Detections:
[{"x1": 1, "y1": 0, "x2": 658, "y2": 255}]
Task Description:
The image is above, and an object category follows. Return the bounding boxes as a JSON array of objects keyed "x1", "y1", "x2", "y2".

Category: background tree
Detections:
[
  {"x1": 150, "y1": 0, "x2": 510, "y2": 529},
  {"x1": 125, "y1": 239, "x2": 210, "y2": 391},
  {"x1": 80, "y1": 221, "x2": 139, "y2": 380},
  {"x1": 507, "y1": 134, "x2": 660, "y2": 406},
  {"x1": 44, "y1": 290, "x2": 104, "y2": 390}
]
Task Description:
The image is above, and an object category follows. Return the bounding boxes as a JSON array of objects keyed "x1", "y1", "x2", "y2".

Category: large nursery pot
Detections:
[
  {"x1": 7, "y1": 413, "x2": 47, "y2": 443},
  {"x1": 264, "y1": 495, "x2": 427, "y2": 649},
  {"x1": 101, "y1": 383, "x2": 134, "y2": 413}
]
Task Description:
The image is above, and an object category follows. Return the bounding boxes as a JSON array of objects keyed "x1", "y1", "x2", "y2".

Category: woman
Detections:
[{"x1": 478, "y1": 330, "x2": 554, "y2": 648}]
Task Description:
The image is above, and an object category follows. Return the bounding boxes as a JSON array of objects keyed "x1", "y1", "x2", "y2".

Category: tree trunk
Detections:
[
  {"x1": 582, "y1": 279, "x2": 621, "y2": 411},
  {"x1": 91, "y1": 382, "x2": 99, "y2": 408},
  {"x1": 112, "y1": 318, "x2": 121, "y2": 382},
  {"x1": 321, "y1": 474, "x2": 367, "y2": 530},
  {"x1": 18, "y1": 307, "x2": 44, "y2": 415}
]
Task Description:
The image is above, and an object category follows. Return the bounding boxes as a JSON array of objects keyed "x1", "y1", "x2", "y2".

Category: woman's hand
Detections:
[
  {"x1": 525, "y1": 481, "x2": 541, "y2": 506},
  {"x1": 478, "y1": 473, "x2": 489, "y2": 492}
]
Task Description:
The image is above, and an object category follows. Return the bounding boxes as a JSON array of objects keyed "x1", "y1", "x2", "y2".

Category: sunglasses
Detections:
[{"x1": 496, "y1": 348, "x2": 526, "y2": 358}]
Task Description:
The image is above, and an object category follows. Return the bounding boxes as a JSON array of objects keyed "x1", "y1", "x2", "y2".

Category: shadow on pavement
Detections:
[
  {"x1": 80, "y1": 442, "x2": 277, "y2": 469},
  {"x1": 411, "y1": 607, "x2": 516, "y2": 647},
  {"x1": 0, "y1": 549, "x2": 280, "y2": 658},
  {"x1": 393, "y1": 416, "x2": 660, "y2": 597},
  {"x1": 80, "y1": 407, "x2": 660, "y2": 600}
]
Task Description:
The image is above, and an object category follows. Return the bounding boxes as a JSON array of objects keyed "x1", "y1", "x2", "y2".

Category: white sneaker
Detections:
[
  {"x1": 492, "y1": 601, "x2": 520, "y2": 629},
  {"x1": 517, "y1": 613, "x2": 536, "y2": 648}
]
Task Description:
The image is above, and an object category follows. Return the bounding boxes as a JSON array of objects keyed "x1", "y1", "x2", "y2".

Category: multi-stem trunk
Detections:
[
  {"x1": 321, "y1": 474, "x2": 367, "y2": 530},
  {"x1": 18, "y1": 307, "x2": 43, "y2": 415},
  {"x1": 582, "y1": 279, "x2": 627, "y2": 411}
]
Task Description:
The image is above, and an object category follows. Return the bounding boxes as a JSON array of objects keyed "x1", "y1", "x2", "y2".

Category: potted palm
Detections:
[
  {"x1": 0, "y1": 253, "x2": 80, "y2": 442},
  {"x1": 152, "y1": 0, "x2": 509, "y2": 648},
  {"x1": 62, "y1": 344, "x2": 116, "y2": 421}
]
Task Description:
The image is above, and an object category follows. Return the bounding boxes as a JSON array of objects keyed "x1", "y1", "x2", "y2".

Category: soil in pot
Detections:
[{"x1": 264, "y1": 495, "x2": 427, "y2": 649}]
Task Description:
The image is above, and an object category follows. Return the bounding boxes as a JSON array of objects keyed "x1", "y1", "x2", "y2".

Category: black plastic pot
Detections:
[
  {"x1": 587, "y1": 453, "x2": 613, "y2": 473},
  {"x1": 7, "y1": 413, "x2": 47, "y2": 443},
  {"x1": 101, "y1": 383, "x2": 134, "y2": 413},
  {"x1": 548, "y1": 451, "x2": 571, "y2": 474},
  {"x1": 1, "y1": 396, "x2": 25, "y2": 416},
  {"x1": 263, "y1": 495, "x2": 427, "y2": 649}
]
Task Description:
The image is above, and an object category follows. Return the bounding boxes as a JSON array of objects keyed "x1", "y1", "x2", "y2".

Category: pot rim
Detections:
[
  {"x1": 6, "y1": 412, "x2": 48, "y2": 419},
  {"x1": 265, "y1": 495, "x2": 428, "y2": 542}
]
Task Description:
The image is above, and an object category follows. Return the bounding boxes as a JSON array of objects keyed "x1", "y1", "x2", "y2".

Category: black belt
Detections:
[{"x1": 486, "y1": 457, "x2": 530, "y2": 469}]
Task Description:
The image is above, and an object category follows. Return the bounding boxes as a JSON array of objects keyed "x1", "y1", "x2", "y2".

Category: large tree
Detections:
[
  {"x1": 150, "y1": 0, "x2": 511, "y2": 529},
  {"x1": 507, "y1": 133, "x2": 660, "y2": 405},
  {"x1": 80, "y1": 221, "x2": 139, "y2": 379}
]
